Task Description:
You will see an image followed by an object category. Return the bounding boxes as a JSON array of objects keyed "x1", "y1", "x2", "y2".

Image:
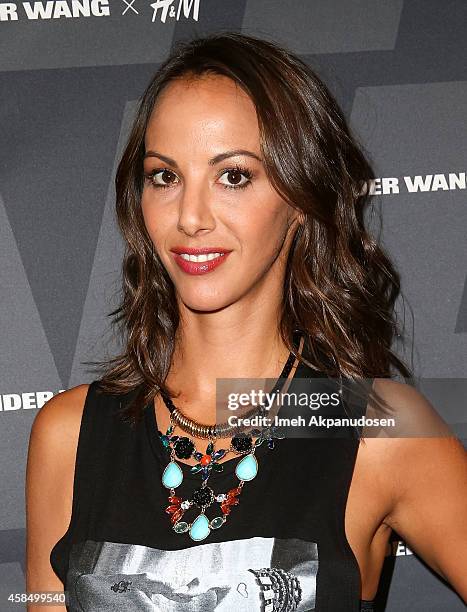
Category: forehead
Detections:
[{"x1": 145, "y1": 74, "x2": 260, "y2": 148}]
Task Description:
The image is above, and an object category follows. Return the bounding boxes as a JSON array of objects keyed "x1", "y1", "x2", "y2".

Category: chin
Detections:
[{"x1": 177, "y1": 289, "x2": 236, "y2": 313}]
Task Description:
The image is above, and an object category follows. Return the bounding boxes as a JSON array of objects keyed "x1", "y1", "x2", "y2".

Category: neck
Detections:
[
  {"x1": 157, "y1": 323, "x2": 304, "y2": 428},
  {"x1": 166, "y1": 315, "x2": 306, "y2": 404},
  {"x1": 171, "y1": 328, "x2": 290, "y2": 398}
]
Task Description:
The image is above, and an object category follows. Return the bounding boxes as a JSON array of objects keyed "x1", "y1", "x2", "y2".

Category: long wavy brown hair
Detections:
[{"x1": 88, "y1": 31, "x2": 413, "y2": 425}]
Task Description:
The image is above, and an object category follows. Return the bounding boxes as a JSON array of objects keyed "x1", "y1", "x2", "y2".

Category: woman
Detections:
[{"x1": 26, "y1": 32, "x2": 467, "y2": 611}]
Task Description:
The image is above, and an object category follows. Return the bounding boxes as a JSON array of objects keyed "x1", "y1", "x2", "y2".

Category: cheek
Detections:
[
  {"x1": 239, "y1": 206, "x2": 290, "y2": 258},
  {"x1": 141, "y1": 195, "x2": 170, "y2": 246}
]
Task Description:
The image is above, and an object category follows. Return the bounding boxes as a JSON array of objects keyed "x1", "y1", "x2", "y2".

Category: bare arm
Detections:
[
  {"x1": 373, "y1": 379, "x2": 467, "y2": 603},
  {"x1": 25, "y1": 384, "x2": 89, "y2": 612}
]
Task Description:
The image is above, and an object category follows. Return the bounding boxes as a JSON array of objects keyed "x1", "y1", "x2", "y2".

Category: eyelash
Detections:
[{"x1": 143, "y1": 164, "x2": 254, "y2": 191}]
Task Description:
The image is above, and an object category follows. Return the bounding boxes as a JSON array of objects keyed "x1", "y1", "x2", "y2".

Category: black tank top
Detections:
[{"x1": 50, "y1": 341, "x2": 376, "y2": 611}]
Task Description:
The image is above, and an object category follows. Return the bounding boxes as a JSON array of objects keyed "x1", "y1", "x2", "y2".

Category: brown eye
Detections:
[
  {"x1": 160, "y1": 169, "x2": 177, "y2": 185},
  {"x1": 218, "y1": 166, "x2": 253, "y2": 190},
  {"x1": 227, "y1": 169, "x2": 243, "y2": 185},
  {"x1": 144, "y1": 168, "x2": 179, "y2": 189}
]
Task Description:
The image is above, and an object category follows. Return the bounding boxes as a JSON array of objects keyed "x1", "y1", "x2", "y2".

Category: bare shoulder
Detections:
[
  {"x1": 357, "y1": 376, "x2": 463, "y2": 461},
  {"x1": 26, "y1": 384, "x2": 91, "y2": 603},
  {"x1": 31, "y1": 383, "x2": 90, "y2": 439},
  {"x1": 361, "y1": 376, "x2": 454, "y2": 441}
]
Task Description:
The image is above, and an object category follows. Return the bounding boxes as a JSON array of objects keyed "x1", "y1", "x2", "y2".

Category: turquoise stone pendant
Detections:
[
  {"x1": 189, "y1": 513, "x2": 210, "y2": 541},
  {"x1": 162, "y1": 461, "x2": 183, "y2": 488},
  {"x1": 235, "y1": 452, "x2": 258, "y2": 481}
]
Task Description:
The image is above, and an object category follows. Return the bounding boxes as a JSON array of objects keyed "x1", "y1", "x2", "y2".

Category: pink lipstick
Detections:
[{"x1": 170, "y1": 246, "x2": 232, "y2": 276}]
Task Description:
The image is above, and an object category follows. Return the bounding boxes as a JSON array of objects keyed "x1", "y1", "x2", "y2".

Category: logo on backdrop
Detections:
[
  {"x1": 389, "y1": 540, "x2": 414, "y2": 557},
  {"x1": 0, "y1": 1, "x2": 110, "y2": 20},
  {"x1": 0, "y1": 390, "x2": 64, "y2": 411},
  {"x1": 0, "y1": 0, "x2": 200, "y2": 21},
  {"x1": 150, "y1": 0, "x2": 199, "y2": 22},
  {"x1": 363, "y1": 171, "x2": 467, "y2": 195}
]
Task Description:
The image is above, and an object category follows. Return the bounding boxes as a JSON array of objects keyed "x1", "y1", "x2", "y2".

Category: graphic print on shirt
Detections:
[{"x1": 66, "y1": 536, "x2": 319, "y2": 611}]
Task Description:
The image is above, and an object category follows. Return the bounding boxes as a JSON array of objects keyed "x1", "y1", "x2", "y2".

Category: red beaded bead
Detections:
[{"x1": 171, "y1": 509, "x2": 184, "y2": 524}]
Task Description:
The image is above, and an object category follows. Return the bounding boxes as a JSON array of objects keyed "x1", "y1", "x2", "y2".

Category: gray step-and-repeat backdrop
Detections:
[{"x1": 1, "y1": 1, "x2": 466, "y2": 610}]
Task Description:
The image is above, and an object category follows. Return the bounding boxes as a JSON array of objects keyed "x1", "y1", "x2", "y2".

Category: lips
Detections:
[{"x1": 170, "y1": 248, "x2": 232, "y2": 276}]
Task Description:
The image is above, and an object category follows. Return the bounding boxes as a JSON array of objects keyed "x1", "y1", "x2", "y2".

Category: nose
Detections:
[{"x1": 176, "y1": 180, "x2": 216, "y2": 237}]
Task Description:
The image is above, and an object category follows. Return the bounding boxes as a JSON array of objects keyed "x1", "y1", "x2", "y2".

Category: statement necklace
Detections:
[{"x1": 157, "y1": 331, "x2": 303, "y2": 542}]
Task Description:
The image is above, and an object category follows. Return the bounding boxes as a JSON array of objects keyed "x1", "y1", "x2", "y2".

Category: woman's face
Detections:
[{"x1": 141, "y1": 74, "x2": 300, "y2": 313}]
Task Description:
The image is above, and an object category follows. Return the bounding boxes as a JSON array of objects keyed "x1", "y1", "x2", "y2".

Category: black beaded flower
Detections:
[
  {"x1": 231, "y1": 433, "x2": 253, "y2": 453},
  {"x1": 191, "y1": 486, "x2": 214, "y2": 507},
  {"x1": 174, "y1": 436, "x2": 195, "y2": 459}
]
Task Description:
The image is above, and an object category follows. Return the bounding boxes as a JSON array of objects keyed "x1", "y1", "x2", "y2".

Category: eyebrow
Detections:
[{"x1": 143, "y1": 149, "x2": 262, "y2": 167}]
